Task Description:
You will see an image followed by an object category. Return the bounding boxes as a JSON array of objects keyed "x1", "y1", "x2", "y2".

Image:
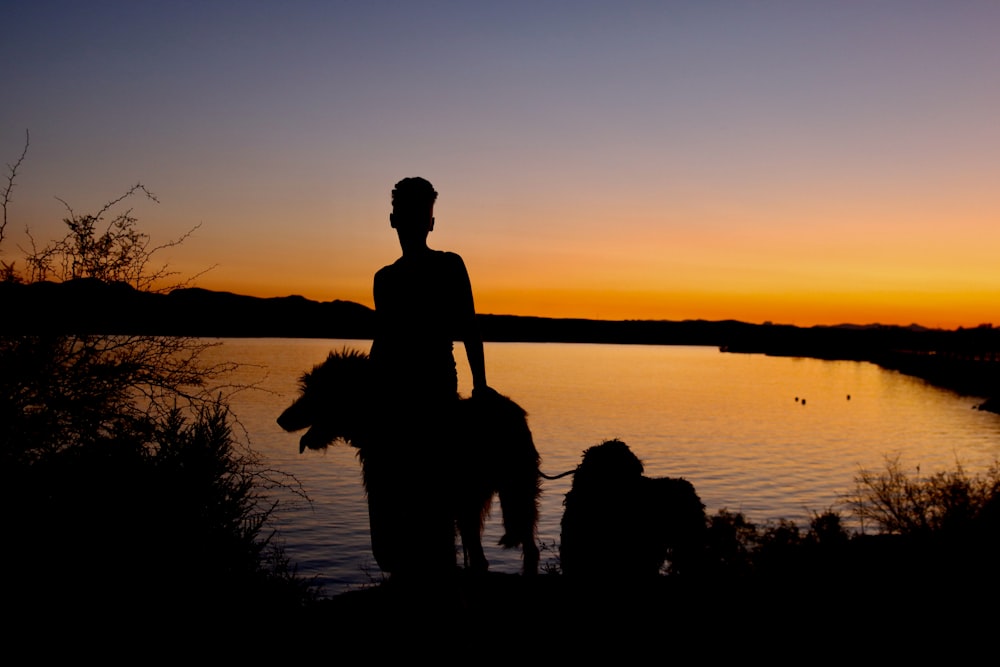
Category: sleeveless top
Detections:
[{"x1": 370, "y1": 249, "x2": 476, "y2": 404}]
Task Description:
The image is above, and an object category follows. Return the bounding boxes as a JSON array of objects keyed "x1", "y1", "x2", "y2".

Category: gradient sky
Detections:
[{"x1": 3, "y1": 1, "x2": 998, "y2": 328}]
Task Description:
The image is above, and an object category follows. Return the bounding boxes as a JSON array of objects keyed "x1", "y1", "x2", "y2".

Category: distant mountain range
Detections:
[
  {"x1": 4, "y1": 278, "x2": 998, "y2": 406},
  {"x1": 2, "y1": 278, "x2": 376, "y2": 339},
  {"x1": 1, "y1": 277, "x2": 993, "y2": 347}
]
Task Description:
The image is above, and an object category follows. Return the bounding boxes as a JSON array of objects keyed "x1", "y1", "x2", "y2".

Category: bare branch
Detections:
[
  {"x1": 2, "y1": 129, "x2": 30, "y2": 248},
  {"x1": 91, "y1": 183, "x2": 159, "y2": 224},
  {"x1": 27, "y1": 182, "x2": 208, "y2": 291}
]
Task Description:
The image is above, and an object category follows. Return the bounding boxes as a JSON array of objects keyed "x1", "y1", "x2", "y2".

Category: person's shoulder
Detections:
[
  {"x1": 375, "y1": 257, "x2": 404, "y2": 276},
  {"x1": 434, "y1": 250, "x2": 467, "y2": 268},
  {"x1": 373, "y1": 262, "x2": 400, "y2": 291}
]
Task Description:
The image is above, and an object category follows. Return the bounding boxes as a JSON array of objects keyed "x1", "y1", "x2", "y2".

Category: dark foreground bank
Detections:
[
  {"x1": 299, "y1": 475, "x2": 1000, "y2": 652},
  {"x1": 295, "y1": 567, "x2": 997, "y2": 654}
]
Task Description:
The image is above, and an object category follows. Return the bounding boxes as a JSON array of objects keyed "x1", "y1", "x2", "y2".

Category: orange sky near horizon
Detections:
[
  {"x1": 3, "y1": 3, "x2": 999, "y2": 331},
  {"x1": 186, "y1": 190, "x2": 1000, "y2": 329}
]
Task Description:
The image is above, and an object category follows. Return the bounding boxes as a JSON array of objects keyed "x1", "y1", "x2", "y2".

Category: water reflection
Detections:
[{"x1": 204, "y1": 338, "x2": 1000, "y2": 595}]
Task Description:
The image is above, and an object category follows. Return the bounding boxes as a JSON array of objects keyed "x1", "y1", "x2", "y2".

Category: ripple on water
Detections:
[{"x1": 204, "y1": 339, "x2": 1000, "y2": 595}]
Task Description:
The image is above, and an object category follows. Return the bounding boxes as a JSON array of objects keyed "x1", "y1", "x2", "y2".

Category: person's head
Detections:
[{"x1": 390, "y1": 177, "x2": 437, "y2": 240}]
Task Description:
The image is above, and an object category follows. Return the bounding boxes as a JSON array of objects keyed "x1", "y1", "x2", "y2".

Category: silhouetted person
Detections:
[{"x1": 366, "y1": 176, "x2": 492, "y2": 582}]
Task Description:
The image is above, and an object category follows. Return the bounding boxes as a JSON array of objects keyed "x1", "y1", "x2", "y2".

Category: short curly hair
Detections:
[{"x1": 391, "y1": 177, "x2": 438, "y2": 210}]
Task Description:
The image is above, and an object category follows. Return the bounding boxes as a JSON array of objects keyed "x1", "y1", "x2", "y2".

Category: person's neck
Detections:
[{"x1": 399, "y1": 238, "x2": 431, "y2": 257}]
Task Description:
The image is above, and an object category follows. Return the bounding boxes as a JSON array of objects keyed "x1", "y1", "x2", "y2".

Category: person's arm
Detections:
[
  {"x1": 452, "y1": 254, "x2": 489, "y2": 393},
  {"x1": 465, "y1": 336, "x2": 487, "y2": 392}
]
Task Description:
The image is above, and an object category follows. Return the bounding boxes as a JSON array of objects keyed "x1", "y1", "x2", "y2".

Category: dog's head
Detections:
[
  {"x1": 277, "y1": 348, "x2": 372, "y2": 453},
  {"x1": 574, "y1": 439, "x2": 645, "y2": 487}
]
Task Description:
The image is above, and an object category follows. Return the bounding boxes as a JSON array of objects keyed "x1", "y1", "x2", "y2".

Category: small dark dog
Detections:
[
  {"x1": 559, "y1": 439, "x2": 706, "y2": 579},
  {"x1": 277, "y1": 348, "x2": 541, "y2": 576}
]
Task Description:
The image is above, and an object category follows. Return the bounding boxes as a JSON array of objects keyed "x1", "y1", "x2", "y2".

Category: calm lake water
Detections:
[{"x1": 202, "y1": 338, "x2": 1000, "y2": 597}]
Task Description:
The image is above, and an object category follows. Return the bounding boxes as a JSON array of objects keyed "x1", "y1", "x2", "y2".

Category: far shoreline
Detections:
[{"x1": 5, "y1": 278, "x2": 998, "y2": 411}]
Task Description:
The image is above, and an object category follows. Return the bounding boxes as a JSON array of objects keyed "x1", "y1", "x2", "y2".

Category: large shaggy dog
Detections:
[
  {"x1": 277, "y1": 349, "x2": 541, "y2": 576},
  {"x1": 559, "y1": 439, "x2": 706, "y2": 579}
]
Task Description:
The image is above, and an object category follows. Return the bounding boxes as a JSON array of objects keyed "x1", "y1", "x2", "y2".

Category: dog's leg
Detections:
[
  {"x1": 522, "y1": 540, "x2": 540, "y2": 576},
  {"x1": 457, "y1": 506, "x2": 488, "y2": 573},
  {"x1": 497, "y1": 481, "x2": 541, "y2": 575}
]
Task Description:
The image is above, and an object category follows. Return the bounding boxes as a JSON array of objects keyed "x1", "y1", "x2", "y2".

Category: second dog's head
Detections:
[{"x1": 574, "y1": 439, "x2": 644, "y2": 487}]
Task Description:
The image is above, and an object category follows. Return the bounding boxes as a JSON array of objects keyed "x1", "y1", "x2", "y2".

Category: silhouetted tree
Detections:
[{"x1": 0, "y1": 135, "x2": 312, "y2": 616}]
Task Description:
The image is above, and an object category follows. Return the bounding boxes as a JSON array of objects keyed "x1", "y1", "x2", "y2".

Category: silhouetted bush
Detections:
[
  {"x1": 847, "y1": 455, "x2": 1000, "y2": 537},
  {"x1": 703, "y1": 508, "x2": 760, "y2": 578},
  {"x1": 697, "y1": 460, "x2": 1000, "y2": 591},
  {"x1": 1, "y1": 139, "x2": 314, "y2": 617},
  {"x1": 4, "y1": 401, "x2": 312, "y2": 613},
  {"x1": 701, "y1": 507, "x2": 856, "y2": 583}
]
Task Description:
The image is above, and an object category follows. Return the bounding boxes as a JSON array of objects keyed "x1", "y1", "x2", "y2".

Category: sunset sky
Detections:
[{"x1": 3, "y1": 2, "x2": 998, "y2": 329}]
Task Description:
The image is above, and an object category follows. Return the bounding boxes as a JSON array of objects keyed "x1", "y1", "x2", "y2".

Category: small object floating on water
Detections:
[{"x1": 847, "y1": 394, "x2": 851, "y2": 401}]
